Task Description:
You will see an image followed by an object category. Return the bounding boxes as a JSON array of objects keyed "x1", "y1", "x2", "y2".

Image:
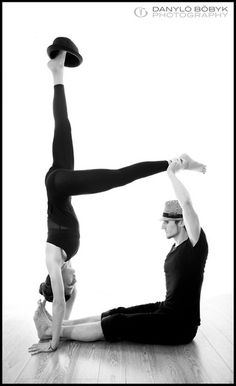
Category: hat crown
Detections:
[
  {"x1": 161, "y1": 200, "x2": 183, "y2": 220},
  {"x1": 164, "y1": 200, "x2": 182, "y2": 214},
  {"x1": 53, "y1": 37, "x2": 78, "y2": 53}
]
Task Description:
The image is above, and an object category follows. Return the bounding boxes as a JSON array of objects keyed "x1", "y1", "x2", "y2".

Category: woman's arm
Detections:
[{"x1": 46, "y1": 253, "x2": 66, "y2": 350}]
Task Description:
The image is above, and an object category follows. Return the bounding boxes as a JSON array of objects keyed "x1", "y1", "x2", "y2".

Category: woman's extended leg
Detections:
[{"x1": 52, "y1": 160, "x2": 169, "y2": 196}]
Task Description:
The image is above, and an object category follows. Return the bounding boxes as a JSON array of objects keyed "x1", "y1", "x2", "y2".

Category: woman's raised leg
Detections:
[{"x1": 47, "y1": 51, "x2": 74, "y2": 173}]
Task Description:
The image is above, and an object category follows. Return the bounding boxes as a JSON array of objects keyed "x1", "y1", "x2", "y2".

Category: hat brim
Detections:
[
  {"x1": 159, "y1": 216, "x2": 183, "y2": 221},
  {"x1": 47, "y1": 44, "x2": 83, "y2": 67}
]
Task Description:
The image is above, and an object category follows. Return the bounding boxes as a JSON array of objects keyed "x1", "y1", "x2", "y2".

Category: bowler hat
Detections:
[
  {"x1": 160, "y1": 200, "x2": 183, "y2": 221},
  {"x1": 47, "y1": 37, "x2": 83, "y2": 67}
]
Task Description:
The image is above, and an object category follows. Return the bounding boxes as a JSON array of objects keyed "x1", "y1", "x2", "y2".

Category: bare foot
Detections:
[
  {"x1": 33, "y1": 302, "x2": 52, "y2": 340},
  {"x1": 179, "y1": 153, "x2": 206, "y2": 174},
  {"x1": 47, "y1": 50, "x2": 66, "y2": 72}
]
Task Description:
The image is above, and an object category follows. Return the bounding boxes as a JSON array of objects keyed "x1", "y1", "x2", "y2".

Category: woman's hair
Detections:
[{"x1": 39, "y1": 274, "x2": 71, "y2": 302}]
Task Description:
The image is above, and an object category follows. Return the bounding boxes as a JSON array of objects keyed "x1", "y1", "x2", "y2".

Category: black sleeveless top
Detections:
[{"x1": 45, "y1": 169, "x2": 80, "y2": 261}]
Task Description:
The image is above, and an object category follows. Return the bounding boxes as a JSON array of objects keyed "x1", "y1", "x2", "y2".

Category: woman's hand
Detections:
[{"x1": 28, "y1": 341, "x2": 57, "y2": 355}]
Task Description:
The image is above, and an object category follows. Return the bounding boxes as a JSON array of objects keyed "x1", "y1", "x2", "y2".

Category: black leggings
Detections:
[
  {"x1": 46, "y1": 84, "x2": 169, "y2": 197},
  {"x1": 101, "y1": 303, "x2": 198, "y2": 345}
]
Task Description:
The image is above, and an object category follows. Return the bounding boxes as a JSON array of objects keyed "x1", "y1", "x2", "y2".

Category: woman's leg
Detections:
[
  {"x1": 51, "y1": 156, "x2": 206, "y2": 197},
  {"x1": 47, "y1": 51, "x2": 74, "y2": 174},
  {"x1": 52, "y1": 160, "x2": 169, "y2": 196}
]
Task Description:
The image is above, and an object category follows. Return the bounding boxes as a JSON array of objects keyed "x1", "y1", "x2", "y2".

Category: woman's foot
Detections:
[
  {"x1": 33, "y1": 301, "x2": 52, "y2": 340},
  {"x1": 179, "y1": 153, "x2": 207, "y2": 174},
  {"x1": 47, "y1": 50, "x2": 66, "y2": 85},
  {"x1": 38, "y1": 299, "x2": 52, "y2": 321},
  {"x1": 47, "y1": 50, "x2": 66, "y2": 71}
]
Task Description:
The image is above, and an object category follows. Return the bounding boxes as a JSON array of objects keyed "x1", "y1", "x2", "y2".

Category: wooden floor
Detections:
[{"x1": 3, "y1": 294, "x2": 233, "y2": 384}]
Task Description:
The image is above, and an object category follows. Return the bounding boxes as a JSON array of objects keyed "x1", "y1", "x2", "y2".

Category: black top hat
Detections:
[{"x1": 47, "y1": 37, "x2": 83, "y2": 67}]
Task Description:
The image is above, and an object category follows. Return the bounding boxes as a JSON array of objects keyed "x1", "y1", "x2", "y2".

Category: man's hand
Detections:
[
  {"x1": 28, "y1": 341, "x2": 57, "y2": 355},
  {"x1": 167, "y1": 158, "x2": 183, "y2": 174}
]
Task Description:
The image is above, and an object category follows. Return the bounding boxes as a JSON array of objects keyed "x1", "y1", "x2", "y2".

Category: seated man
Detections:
[{"x1": 29, "y1": 156, "x2": 208, "y2": 354}]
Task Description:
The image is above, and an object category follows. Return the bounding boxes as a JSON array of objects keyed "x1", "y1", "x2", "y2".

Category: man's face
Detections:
[
  {"x1": 161, "y1": 219, "x2": 181, "y2": 239},
  {"x1": 61, "y1": 264, "x2": 77, "y2": 296}
]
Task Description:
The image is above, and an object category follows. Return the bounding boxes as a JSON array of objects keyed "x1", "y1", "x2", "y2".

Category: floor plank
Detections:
[
  {"x1": 123, "y1": 343, "x2": 154, "y2": 383},
  {"x1": 200, "y1": 294, "x2": 233, "y2": 372},
  {"x1": 200, "y1": 318, "x2": 233, "y2": 371},
  {"x1": 97, "y1": 342, "x2": 126, "y2": 383},
  {"x1": 69, "y1": 342, "x2": 105, "y2": 380},
  {"x1": 193, "y1": 329, "x2": 233, "y2": 383},
  {"x1": 148, "y1": 344, "x2": 189, "y2": 383},
  {"x1": 16, "y1": 341, "x2": 81, "y2": 383},
  {"x1": 3, "y1": 294, "x2": 233, "y2": 384},
  {"x1": 3, "y1": 310, "x2": 38, "y2": 383},
  {"x1": 201, "y1": 295, "x2": 233, "y2": 343}
]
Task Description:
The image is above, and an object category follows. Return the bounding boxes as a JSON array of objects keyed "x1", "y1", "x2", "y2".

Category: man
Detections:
[{"x1": 29, "y1": 156, "x2": 208, "y2": 354}]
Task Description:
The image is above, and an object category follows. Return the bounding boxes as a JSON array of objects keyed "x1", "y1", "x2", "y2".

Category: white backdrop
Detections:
[{"x1": 3, "y1": 2, "x2": 233, "y2": 319}]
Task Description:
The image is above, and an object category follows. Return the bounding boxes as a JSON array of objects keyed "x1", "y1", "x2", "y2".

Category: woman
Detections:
[{"x1": 30, "y1": 41, "x2": 205, "y2": 354}]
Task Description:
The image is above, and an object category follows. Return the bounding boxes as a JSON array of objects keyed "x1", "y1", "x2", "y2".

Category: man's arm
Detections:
[{"x1": 167, "y1": 159, "x2": 201, "y2": 246}]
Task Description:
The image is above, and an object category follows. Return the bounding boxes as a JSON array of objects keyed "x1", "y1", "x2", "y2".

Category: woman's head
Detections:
[{"x1": 39, "y1": 265, "x2": 76, "y2": 302}]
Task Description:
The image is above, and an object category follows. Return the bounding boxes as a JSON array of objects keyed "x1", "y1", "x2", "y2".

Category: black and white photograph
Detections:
[{"x1": 3, "y1": 2, "x2": 233, "y2": 384}]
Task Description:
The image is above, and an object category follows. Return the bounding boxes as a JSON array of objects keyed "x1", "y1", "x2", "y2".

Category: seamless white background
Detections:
[{"x1": 3, "y1": 2, "x2": 233, "y2": 318}]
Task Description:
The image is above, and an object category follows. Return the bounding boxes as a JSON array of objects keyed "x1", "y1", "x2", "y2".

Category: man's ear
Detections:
[{"x1": 179, "y1": 219, "x2": 185, "y2": 228}]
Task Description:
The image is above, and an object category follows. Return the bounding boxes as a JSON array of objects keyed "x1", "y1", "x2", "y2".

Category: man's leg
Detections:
[
  {"x1": 101, "y1": 301, "x2": 160, "y2": 318},
  {"x1": 37, "y1": 300, "x2": 101, "y2": 326},
  {"x1": 61, "y1": 321, "x2": 105, "y2": 342},
  {"x1": 42, "y1": 300, "x2": 158, "y2": 326},
  {"x1": 62, "y1": 315, "x2": 101, "y2": 326}
]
